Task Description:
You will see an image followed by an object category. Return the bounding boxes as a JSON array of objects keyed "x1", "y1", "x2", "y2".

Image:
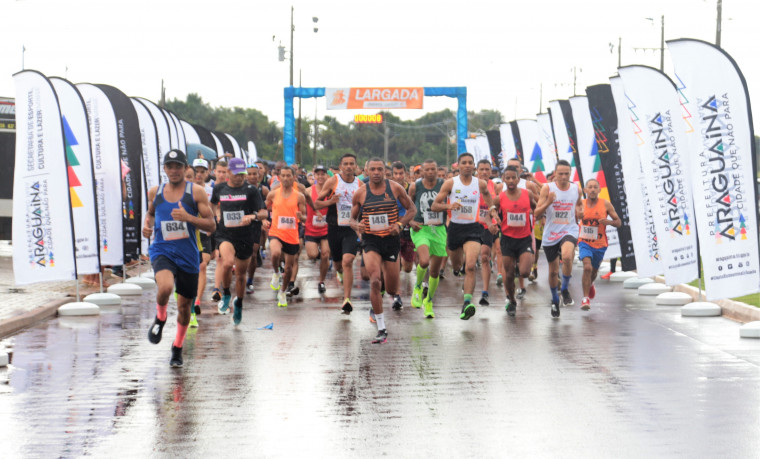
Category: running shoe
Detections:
[
  {"x1": 561, "y1": 289, "x2": 574, "y2": 306},
  {"x1": 246, "y1": 280, "x2": 254, "y2": 294},
  {"x1": 233, "y1": 297, "x2": 243, "y2": 324},
  {"x1": 341, "y1": 298, "x2": 353, "y2": 314},
  {"x1": 479, "y1": 291, "x2": 490, "y2": 306},
  {"x1": 422, "y1": 298, "x2": 435, "y2": 319},
  {"x1": 589, "y1": 284, "x2": 596, "y2": 300},
  {"x1": 528, "y1": 268, "x2": 537, "y2": 282},
  {"x1": 148, "y1": 316, "x2": 166, "y2": 344},
  {"x1": 551, "y1": 301, "x2": 560, "y2": 318},
  {"x1": 412, "y1": 286, "x2": 423, "y2": 309},
  {"x1": 170, "y1": 345, "x2": 183, "y2": 368},
  {"x1": 460, "y1": 301, "x2": 476, "y2": 320},
  {"x1": 600, "y1": 271, "x2": 613, "y2": 280},
  {"x1": 218, "y1": 294, "x2": 231, "y2": 315},
  {"x1": 286, "y1": 282, "x2": 295, "y2": 296},
  {"x1": 369, "y1": 308, "x2": 376, "y2": 323},
  {"x1": 318, "y1": 282, "x2": 326, "y2": 294},
  {"x1": 271, "y1": 272, "x2": 281, "y2": 290},
  {"x1": 516, "y1": 288, "x2": 526, "y2": 300},
  {"x1": 505, "y1": 298, "x2": 517, "y2": 317},
  {"x1": 581, "y1": 297, "x2": 590, "y2": 310},
  {"x1": 211, "y1": 288, "x2": 221, "y2": 302},
  {"x1": 496, "y1": 274, "x2": 503, "y2": 287},
  {"x1": 452, "y1": 269, "x2": 460, "y2": 277},
  {"x1": 392, "y1": 295, "x2": 403, "y2": 311},
  {"x1": 337, "y1": 271, "x2": 344, "y2": 284},
  {"x1": 277, "y1": 291, "x2": 288, "y2": 308},
  {"x1": 289, "y1": 285, "x2": 300, "y2": 296},
  {"x1": 189, "y1": 313, "x2": 199, "y2": 328},
  {"x1": 372, "y1": 329, "x2": 388, "y2": 344},
  {"x1": 193, "y1": 302, "x2": 201, "y2": 315}
]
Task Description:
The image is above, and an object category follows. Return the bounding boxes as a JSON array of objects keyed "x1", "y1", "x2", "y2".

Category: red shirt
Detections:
[
  {"x1": 305, "y1": 185, "x2": 328, "y2": 237},
  {"x1": 499, "y1": 188, "x2": 532, "y2": 239}
]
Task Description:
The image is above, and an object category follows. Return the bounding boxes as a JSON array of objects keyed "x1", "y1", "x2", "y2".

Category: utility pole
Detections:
[
  {"x1": 383, "y1": 118, "x2": 390, "y2": 164},
  {"x1": 618, "y1": 37, "x2": 622, "y2": 67},
  {"x1": 21, "y1": 45, "x2": 25, "y2": 70},
  {"x1": 297, "y1": 70, "x2": 302, "y2": 165},
  {"x1": 572, "y1": 67, "x2": 579, "y2": 96},
  {"x1": 660, "y1": 15, "x2": 665, "y2": 72},
  {"x1": 716, "y1": 0, "x2": 723, "y2": 47},
  {"x1": 539, "y1": 83, "x2": 543, "y2": 113},
  {"x1": 313, "y1": 104, "x2": 318, "y2": 167},
  {"x1": 289, "y1": 6, "x2": 294, "y2": 87}
]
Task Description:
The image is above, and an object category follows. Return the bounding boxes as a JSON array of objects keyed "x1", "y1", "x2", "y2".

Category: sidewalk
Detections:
[{"x1": 0, "y1": 240, "x2": 133, "y2": 338}]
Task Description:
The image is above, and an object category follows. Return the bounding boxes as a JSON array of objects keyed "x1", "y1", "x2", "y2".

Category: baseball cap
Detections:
[
  {"x1": 313, "y1": 165, "x2": 328, "y2": 173},
  {"x1": 163, "y1": 150, "x2": 188, "y2": 166},
  {"x1": 192, "y1": 158, "x2": 209, "y2": 169},
  {"x1": 228, "y1": 157, "x2": 247, "y2": 175}
]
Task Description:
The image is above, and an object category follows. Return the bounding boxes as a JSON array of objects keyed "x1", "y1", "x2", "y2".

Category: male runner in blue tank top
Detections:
[{"x1": 143, "y1": 150, "x2": 216, "y2": 367}]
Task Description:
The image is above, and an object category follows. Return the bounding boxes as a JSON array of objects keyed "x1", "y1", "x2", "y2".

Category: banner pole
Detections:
[
  {"x1": 75, "y1": 278, "x2": 81, "y2": 302},
  {"x1": 98, "y1": 271, "x2": 104, "y2": 294}
]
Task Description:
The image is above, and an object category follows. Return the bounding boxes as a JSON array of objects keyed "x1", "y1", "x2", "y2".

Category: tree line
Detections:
[{"x1": 166, "y1": 93, "x2": 502, "y2": 168}]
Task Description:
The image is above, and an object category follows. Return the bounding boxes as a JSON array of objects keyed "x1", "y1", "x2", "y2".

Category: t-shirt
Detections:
[{"x1": 210, "y1": 182, "x2": 264, "y2": 239}]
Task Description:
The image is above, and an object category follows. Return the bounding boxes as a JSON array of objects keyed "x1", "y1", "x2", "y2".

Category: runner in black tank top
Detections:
[{"x1": 350, "y1": 158, "x2": 416, "y2": 344}]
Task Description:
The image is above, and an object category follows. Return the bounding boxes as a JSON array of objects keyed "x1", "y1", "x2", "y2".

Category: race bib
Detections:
[
  {"x1": 507, "y1": 212, "x2": 526, "y2": 227},
  {"x1": 338, "y1": 203, "x2": 352, "y2": 226},
  {"x1": 278, "y1": 216, "x2": 297, "y2": 230},
  {"x1": 423, "y1": 211, "x2": 443, "y2": 226},
  {"x1": 553, "y1": 210, "x2": 570, "y2": 225},
  {"x1": 454, "y1": 204, "x2": 476, "y2": 221},
  {"x1": 369, "y1": 214, "x2": 389, "y2": 232},
  {"x1": 581, "y1": 225, "x2": 598, "y2": 240},
  {"x1": 479, "y1": 208, "x2": 490, "y2": 223},
  {"x1": 224, "y1": 210, "x2": 245, "y2": 227},
  {"x1": 161, "y1": 220, "x2": 189, "y2": 241},
  {"x1": 312, "y1": 214, "x2": 327, "y2": 227}
]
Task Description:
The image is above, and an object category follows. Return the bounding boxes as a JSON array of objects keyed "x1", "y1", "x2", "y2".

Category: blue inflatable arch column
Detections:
[{"x1": 283, "y1": 86, "x2": 467, "y2": 165}]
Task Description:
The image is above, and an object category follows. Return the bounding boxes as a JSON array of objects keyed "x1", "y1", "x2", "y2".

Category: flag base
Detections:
[{"x1": 681, "y1": 302, "x2": 721, "y2": 317}]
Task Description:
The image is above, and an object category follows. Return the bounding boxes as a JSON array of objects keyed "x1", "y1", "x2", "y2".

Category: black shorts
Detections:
[
  {"x1": 362, "y1": 234, "x2": 401, "y2": 262},
  {"x1": 305, "y1": 234, "x2": 327, "y2": 244},
  {"x1": 152, "y1": 255, "x2": 198, "y2": 299},
  {"x1": 543, "y1": 235, "x2": 578, "y2": 263},
  {"x1": 481, "y1": 226, "x2": 495, "y2": 248},
  {"x1": 447, "y1": 222, "x2": 483, "y2": 251},
  {"x1": 215, "y1": 232, "x2": 255, "y2": 260},
  {"x1": 199, "y1": 232, "x2": 212, "y2": 255},
  {"x1": 251, "y1": 225, "x2": 262, "y2": 246},
  {"x1": 298, "y1": 223, "x2": 305, "y2": 241},
  {"x1": 269, "y1": 236, "x2": 300, "y2": 256},
  {"x1": 328, "y1": 225, "x2": 361, "y2": 262},
  {"x1": 500, "y1": 235, "x2": 534, "y2": 259}
]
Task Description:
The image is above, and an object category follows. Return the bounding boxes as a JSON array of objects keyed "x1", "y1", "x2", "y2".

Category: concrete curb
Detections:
[
  {"x1": 653, "y1": 276, "x2": 760, "y2": 324},
  {"x1": 0, "y1": 296, "x2": 73, "y2": 339}
]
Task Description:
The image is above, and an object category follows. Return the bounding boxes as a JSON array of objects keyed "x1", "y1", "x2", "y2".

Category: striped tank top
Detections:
[{"x1": 362, "y1": 180, "x2": 399, "y2": 237}]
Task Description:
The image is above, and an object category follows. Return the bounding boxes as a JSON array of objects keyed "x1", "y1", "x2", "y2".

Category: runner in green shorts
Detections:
[{"x1": 407, "y1": 159, "x2": 447, "y2": 318}]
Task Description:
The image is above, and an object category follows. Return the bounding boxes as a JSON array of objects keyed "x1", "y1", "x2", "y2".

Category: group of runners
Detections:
[{"x1": 141, "y1": 148, "x2": 621, "y2": 367}]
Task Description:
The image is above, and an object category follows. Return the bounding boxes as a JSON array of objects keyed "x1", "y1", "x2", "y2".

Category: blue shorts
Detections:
[{"x1": 578, "y1": 242, "x2": 607, "y2": 269}]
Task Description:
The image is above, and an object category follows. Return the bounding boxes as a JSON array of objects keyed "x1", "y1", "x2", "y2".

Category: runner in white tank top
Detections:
[
  {"x1": 432, "y1": 153, "x2": 497, "y2": 321},
  {"x1": 534, "y1": 160, "x2": 583, "y2": 317}
]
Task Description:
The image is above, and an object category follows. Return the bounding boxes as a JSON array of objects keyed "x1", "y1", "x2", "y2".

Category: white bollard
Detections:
[
  {"x1": 655, "y1": 291, "x2": 692, "y2": 306},
  {"x1": 638, "y1": 283, "x2": 672, "y2": 296},
  {"x1": 107, "y1": 283, "x2": 143, "y2": 296},
  {"x1": 739, "y1": 321, "x2": 760, "y2": 338},
  {"x1": 623, "y1": 277, "x2": 654, "y2": 289},
  {"x1": 609, "y1": 271, "x2": 638, "y2": 282},
  {"x1": 58, "y1": 302, "x2": 100, "y2": 316},
  {"x1": 0, "y1": 352, "x2": 8, "y2": 367},
  {"x1": 84, "y1": 292, "x2": 122, "y2": 305},
  {"x1": 126, "y1": 277, "x2": 156, "y2": 289},
  {"x1": 681, "y1": 302, "x2": 721, "y2": 317}
]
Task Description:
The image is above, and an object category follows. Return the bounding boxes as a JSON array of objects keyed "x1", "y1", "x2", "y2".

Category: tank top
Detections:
[
  {"x1": 478, "y1": 179, "x2": 496, "y2": 228},
  {"x1": 413, "y1": 178, "x2": 445, "y2": 226},
  {"x1": 149, "y1": 182, "x2": 200, "y2": 273},
  {"x1": 449, "y1": 175, "x2": 480, "y2": 224},
  {"x1": 499, "y1": 188, "x2": 532, "y2": 239},
  {"x1": 269, "y1": 187, "x2": 300, "y2": 245},
  {"x1": 362, "y1": 180, "x2": 399, "y2": 237},
  {"x1": 327, "y1": 174, "x2": 360, "y2": 227},
  {"x1": 542, "y1": 181, "x2": 580, "y2": 246},
  {"x1": 305, "y1": 185, "x2": 328, "y2": 237},
  {"x1": 579, "y1": 198, "x2": 609, "y2": 248}
]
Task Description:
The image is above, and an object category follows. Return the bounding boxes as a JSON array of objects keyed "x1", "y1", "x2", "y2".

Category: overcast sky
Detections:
[{"x1": 2, "y1": 0, "x2": 759, "y2": 131}]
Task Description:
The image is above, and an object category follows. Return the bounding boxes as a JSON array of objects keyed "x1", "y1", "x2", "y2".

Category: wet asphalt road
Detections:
[{"x1": 1, "y1": 256, "x2": 760, "y2": 458}]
